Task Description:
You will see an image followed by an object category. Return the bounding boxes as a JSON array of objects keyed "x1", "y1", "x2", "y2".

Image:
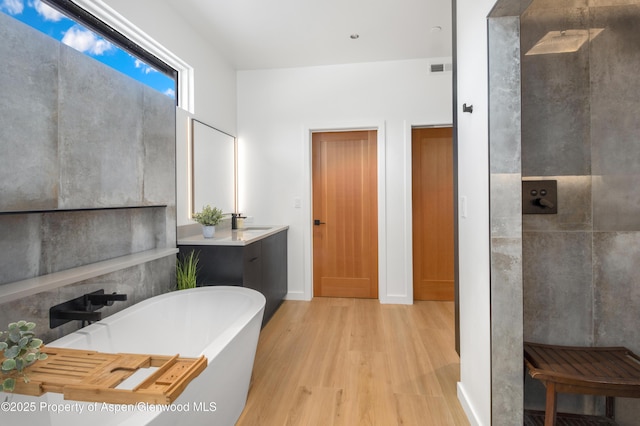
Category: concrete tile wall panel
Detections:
[
  {"x1": 489, "y1": 16, "x2": 522, "y2": 175},
  {"x1": 523, "y1": 231, "x2": 593, "y2": 346},
  {"x1": 592, "y1": 230, "x2": 640, "y2": 425},
  {"x1": 488, "y1": 13, "x2": 524, "y2": 425},
  {"x1": 593, "y1": 175, "x2": 640, "y2": 231},
  {"x1": 142, "y1": 86, "x2": 177, "y2": 206},
  {"x1": 523, "y1": 175, "x2": 592, "y2": 231},
  {"x1": 130, "y1": 206, "x2": 167, "y2": 251},
  {"x1": 0, "y1": 285, "x2": 57, "y2": 343},
  {"x1": 0, "y1": 214, "x2": 42, "y2": 285},
  {"x1": 58, "y1": 45, "x2": 144, "y2": 209},
  {"x1": 593, "y1": 231, "x2": 640, "y2": 354},
  {"x1": 38, "y1": 208, "x2": 163, "y2": 275},
  {"x1": 491, "y1": 173, "x2": 523, "y2": 238},
  {"x1": 140, "y1": 86, "x2": 177, "y2": 247},
  {"x1": 590, "y1": 5, "x2": 640, "y2": 232},
  {"x1": 613, "y1": 397, "x2": 640, "y2": 426},
  {"x1": 589, "y1": 4, "x2": 640, "y2": 169},
  {"x1": 490, "y1": 237, "x2": 524, "y2": 423},
  {"x1": 521, "y1": 6, "x2": 591, "y2": 176},
  {"x1": 0, "y1": 13, "x2": 59, "y2": 211}
]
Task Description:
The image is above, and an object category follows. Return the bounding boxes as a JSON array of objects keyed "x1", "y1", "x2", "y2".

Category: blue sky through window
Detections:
[{"x1": 1, "y1": 0, "x2": 176, "y2": 99}]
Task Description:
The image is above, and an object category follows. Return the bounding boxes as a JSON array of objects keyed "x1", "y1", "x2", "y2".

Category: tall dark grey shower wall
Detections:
[{"x1": 489, "y1": 0, "x2": 640, "y2": 424}]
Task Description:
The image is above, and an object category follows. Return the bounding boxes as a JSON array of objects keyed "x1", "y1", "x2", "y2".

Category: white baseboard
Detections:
[
  {"x1": 457, "y1": 382, "x2": 483, "y2": 426},
  {"x1": 284, "y1": 291, "x2": 310, "y2": 301},
  {"x1": 379, "y1": 295, "x2": 413, "y2": 305}
]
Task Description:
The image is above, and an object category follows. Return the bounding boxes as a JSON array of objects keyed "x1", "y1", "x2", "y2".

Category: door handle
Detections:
[{"x1": 314, "y1": 219, "x2": 326, "y2": 226}]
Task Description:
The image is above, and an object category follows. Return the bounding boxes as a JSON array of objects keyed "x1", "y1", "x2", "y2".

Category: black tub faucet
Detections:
[
  {"x1": 86, "y1": 292, "x2": 127, "y2": 307},
  {"x1": 50, "y1": 289, "x2": 127, "y2": 328}
]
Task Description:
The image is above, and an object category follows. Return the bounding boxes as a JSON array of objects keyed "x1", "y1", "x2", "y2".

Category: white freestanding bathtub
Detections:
[{"x1": 1, "y1": 286, "x2": 265, "y2": 426}]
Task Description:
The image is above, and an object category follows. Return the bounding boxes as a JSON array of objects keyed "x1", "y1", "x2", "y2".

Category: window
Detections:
[{"x1": 0, "y1": 0, "x2": 177, "y2": 101}]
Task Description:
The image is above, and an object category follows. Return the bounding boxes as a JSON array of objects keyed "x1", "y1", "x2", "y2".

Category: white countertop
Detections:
[{"x1": 177, "y1": 225, "x2": 288, "y2": 246}]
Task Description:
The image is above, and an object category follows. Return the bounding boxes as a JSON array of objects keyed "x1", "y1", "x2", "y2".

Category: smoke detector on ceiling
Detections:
[{"x1": 430, "y1": 63, "x2": 452, "y2": 73}]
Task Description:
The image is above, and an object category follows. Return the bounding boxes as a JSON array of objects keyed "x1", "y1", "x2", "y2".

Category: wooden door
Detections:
[
  {"x1": 412, "y1": 127, "x2": 454, "y2": 301},
  {"x1": 312, "y1": 130, "x2": 378, "y2": 298}
]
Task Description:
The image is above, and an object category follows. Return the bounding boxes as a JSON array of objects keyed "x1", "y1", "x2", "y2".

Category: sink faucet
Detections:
[{"x1": 231, "y1": 213, "x2": 247, "y2": 230}]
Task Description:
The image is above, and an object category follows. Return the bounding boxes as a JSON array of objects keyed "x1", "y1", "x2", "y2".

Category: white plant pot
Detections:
[{"x1": 202, "y1": 225, "x2": 215, "y2": 238}]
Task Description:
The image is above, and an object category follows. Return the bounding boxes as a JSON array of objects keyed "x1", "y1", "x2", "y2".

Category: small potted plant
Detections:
[
  {"x1": 176, "y1": 250, "x2": 199, "y2": 290},
  {"x1": 1, "y1": 321, "x2": 48, "y2": 392},
  {"x1": 192, "y1": 205, "x2": 224, "y2": 238}
]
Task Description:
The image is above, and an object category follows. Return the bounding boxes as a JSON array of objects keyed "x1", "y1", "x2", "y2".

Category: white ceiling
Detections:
[{"x1": 164, "y1": 0, "x2": 452, "y2": 70}]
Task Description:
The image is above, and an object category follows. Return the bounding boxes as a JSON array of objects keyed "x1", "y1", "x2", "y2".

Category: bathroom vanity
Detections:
[{"x1": 177, "y1": 226, "x2": 288, "y2": 326}]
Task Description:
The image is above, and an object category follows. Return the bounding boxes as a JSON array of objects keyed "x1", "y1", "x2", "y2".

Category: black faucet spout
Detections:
[
  {"x1": 52, "y1": 310, "x2": 102, "y2": 322},
  {"x1": 87, "y1": 292, "x2": 127, "y2": 306}
]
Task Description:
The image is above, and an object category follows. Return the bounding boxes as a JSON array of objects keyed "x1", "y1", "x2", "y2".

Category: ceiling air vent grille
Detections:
[{"x1": 430, "y1": 63, "x2": 452, "y2": 73}]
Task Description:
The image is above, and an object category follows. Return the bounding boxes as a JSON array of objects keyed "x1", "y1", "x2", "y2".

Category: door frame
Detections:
[{"x1": 303, "y1": 121, "x2": 387, "y2": 302}]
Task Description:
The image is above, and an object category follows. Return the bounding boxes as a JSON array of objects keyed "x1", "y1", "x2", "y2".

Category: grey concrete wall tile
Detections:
[
  {"x1": 523, "y1": 176, "x2": 592, "y2": 231},
  {"x1": 0, "y1": 13, "x2": 59, "y2": 211},
  {"x1": 164, "y1": 205, "x2": 178, "y2": 247},
  {"x1": 489, "y1": 16, "x2": 522, "y2": 175},
  {"x1": 590, "y1": 5, "x2": 640, "y2": 178},
  {"x1": 523, "y1": 231, "x2": 593, "y2": 345},
  {"x1": 593, "y1": 232, "x2": 640, "y2": 354},
  {"x1": 489, "y1": 13, "x2": 525, "y2": 426},
  {"x1": 0, "y1": 287, "x2": 60, "y2": 344},
  {"x1": 521, "y1": 7, "x2": 591, "y2": 176},
  {"x1": 490, "y1": 237, "x2": 524, "y2": 425},
  {"x1": 593, "y1": 175, "x2": 640, "y2": 231},
  {"x1": 38, "y1": 208, "x2": 163, "y2": 274},
  {"x1": 0, "y1": 214, "x2": 41, "y2": 285},
  {"x1": 142, "y1": 86, "x2": 177, "y2": 206},
  {"x1": 58, "y1": 45, "x2": 145, "y2": 209},
  {"x1": 614, "y1": 398, "x2": 640, "y2": 426},
  {"x1": 491, "y1": 173, "x2": 523, "y2": 238}
]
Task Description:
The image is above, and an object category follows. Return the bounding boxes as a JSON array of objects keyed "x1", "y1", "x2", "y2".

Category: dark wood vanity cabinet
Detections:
[{"x1": 178, "y1": 229, "x2": 287, "y2": 326}]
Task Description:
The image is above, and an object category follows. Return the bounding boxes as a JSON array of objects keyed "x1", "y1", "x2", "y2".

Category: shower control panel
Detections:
[{"x1": 522, "y1": 180, "x2": 557, "y2": 214}]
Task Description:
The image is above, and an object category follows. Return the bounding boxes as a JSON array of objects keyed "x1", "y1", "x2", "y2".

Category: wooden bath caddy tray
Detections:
[{"x1": 6, "y1": 346, "x2": 207, "y2": 405}]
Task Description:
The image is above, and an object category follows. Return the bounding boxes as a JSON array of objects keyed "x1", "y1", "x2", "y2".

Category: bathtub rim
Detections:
[{"x1": 48, "y1": 285, "x2": 266, "y2": 363}]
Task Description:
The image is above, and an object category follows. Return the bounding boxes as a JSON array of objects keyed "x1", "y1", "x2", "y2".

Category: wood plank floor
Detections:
[{"x1": 236, "y1": 297, "x2": 470, "y2": 426}]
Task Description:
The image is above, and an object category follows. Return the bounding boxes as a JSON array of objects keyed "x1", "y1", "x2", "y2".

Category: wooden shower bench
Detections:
[{"x1": 524, "y1": 342, "x2": 640, "y2": 426}]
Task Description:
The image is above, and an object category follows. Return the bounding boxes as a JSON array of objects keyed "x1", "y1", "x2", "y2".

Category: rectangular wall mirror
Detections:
[{"x1": 191, "y1": 119, "x2": 237, "y2": 217}]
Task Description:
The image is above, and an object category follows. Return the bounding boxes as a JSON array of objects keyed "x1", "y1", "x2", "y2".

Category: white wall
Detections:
[
  {"x1": 100, "y1": 0, "x2": 238, "y2": 226},
  {"x1": 455, "y1": 0, "x2": 497, "y2": 425},
  {"x1": 237, "y1": 59, "x2": 452, "y2": 303}
]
